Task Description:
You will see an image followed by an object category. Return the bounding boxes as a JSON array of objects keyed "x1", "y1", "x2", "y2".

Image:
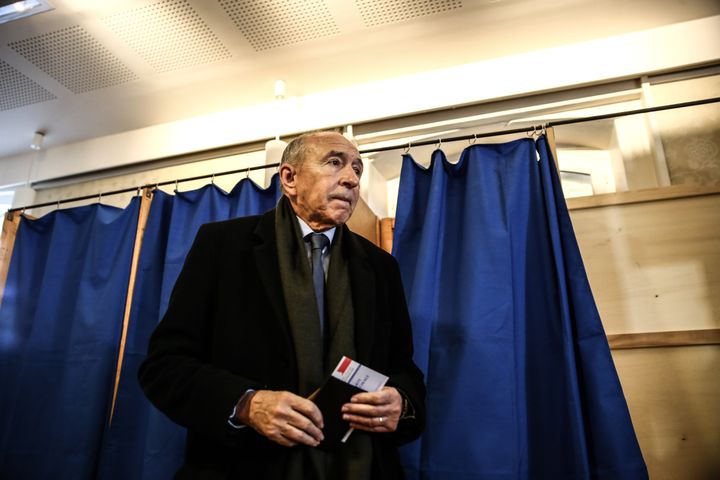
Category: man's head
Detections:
[{"x1": 279, "y1": 131, "x2": 363, "y2": 231}]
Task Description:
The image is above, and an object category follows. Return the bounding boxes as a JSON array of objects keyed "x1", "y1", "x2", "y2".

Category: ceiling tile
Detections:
[
  {"x1": 355, "y1": 0, "x2": 463, "y2": 27},
  {"x1": 8, "y1": 25, "x2": 138, "y2": 94},
  {"x1": 219, "y1": 0, "x2": 340, "y2": 51},
  {"x1": 0, "y1": 59, "x2": 56, "y2": 111},
  {"x1": 104, "y1": 0, "x2": 231, "y2": 72}
]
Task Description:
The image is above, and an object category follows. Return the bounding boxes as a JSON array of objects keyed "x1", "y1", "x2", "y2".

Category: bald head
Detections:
[
  {"x1": 280, "y1": 131, "x2": 342, "y2": 169},
  {"x1": 278, "y1": 131, "x2": 363, "y2": 231}
]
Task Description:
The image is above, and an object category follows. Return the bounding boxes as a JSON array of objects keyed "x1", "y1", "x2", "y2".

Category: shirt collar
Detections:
[{"x1": 296, "y1": 216, "x2": 336, "y2": 245}]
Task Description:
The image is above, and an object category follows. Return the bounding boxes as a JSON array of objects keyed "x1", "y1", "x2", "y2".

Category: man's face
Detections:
[{"x1": 281, "y1": 132, "x2": 363, "y2": 231}]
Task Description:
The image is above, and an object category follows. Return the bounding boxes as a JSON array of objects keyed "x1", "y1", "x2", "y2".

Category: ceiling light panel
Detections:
[
  {"x1": 8, "y1": 25, "x2": 138, "y2": 93},
  {"x1": 103, "y1": 0, "x2": 231, "y2": 73},
  {"x1": 0, "y1": 58, "x2": 56, "y2": 111},
  {"x1": 356, "y1": 0, "x2": 462, "y2": 27},
  {"x1": 219, "y1": 0, "x2": 339, "y2": 51}
]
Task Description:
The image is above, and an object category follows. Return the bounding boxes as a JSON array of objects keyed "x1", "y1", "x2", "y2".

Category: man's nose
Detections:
[{"x1": 339, "y1": 165, "x2": 359, "y2": 188}]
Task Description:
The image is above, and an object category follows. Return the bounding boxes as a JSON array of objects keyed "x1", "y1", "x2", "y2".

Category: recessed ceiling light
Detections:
[{"x1": 0, "y1": 0, "x2": 54, "y2": 25}]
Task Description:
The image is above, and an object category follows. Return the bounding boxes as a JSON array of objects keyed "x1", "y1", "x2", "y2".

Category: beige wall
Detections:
[{"x1": 569, "y1": 190, "x2": 720, "y2": 480}]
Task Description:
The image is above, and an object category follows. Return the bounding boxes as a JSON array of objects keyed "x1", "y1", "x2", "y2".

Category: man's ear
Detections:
[{"x1": 279, "y1": 163, "x2": 297, "y2": 196}]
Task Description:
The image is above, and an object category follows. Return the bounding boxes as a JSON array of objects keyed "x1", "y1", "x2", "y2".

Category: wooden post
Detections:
[
  {"x1": 109, "y1": 188, "x2": 154, "y2": 425},
  {"x1": 545, "y1": 126, "x2": 560, "y2": 170},
  {"x1": 379, "y1": 218, "x2": 395, "y2": 254},
  {"x1": 0, "y1": 211, "x2": 22, "y2": 309}
]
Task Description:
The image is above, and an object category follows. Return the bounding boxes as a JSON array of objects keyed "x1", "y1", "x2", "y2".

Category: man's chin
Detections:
[{"x1": 330, "y1": 210, "x2": 353, "y2": 226}]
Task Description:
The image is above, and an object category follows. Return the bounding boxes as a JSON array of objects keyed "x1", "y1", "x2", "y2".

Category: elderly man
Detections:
[{"x1": 139, "y1": 131, "x2": 425, "y2": 479}]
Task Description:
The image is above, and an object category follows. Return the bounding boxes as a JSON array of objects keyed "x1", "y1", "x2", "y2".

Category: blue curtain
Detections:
[
  {"x1": 0, "y1": 200, "x2": 140, "y2": 478},
  {"x1": 96, "y1": 176, "x2": 281, "y2": 479},
  {"x1": 393, "y1": 137, "x2": 647, "y2": 480}
]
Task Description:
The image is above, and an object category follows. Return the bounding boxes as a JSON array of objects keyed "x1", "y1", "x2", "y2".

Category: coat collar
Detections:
[{"x1": 340, "y1": 224, "x2": 376, "y2": 364}]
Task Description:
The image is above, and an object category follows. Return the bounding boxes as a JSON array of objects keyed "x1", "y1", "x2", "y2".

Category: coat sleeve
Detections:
[
  {"x1": 137, "y1": 223, "x2": 256, "y2": 444},
  {"x1": 383, "y1": 254, "x2": 427, "y2": 445}
]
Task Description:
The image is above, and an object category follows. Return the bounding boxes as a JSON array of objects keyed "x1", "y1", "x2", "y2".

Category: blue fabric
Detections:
[
  {"x1": 0, "y1": 200, "x2": 141, "y2": 479},
  {"x1": 393, "y1": 137, "x2": 647, "y2": 480},
  {"x1": 96, "y1": 176, "x2": 281, "y2": 479}
]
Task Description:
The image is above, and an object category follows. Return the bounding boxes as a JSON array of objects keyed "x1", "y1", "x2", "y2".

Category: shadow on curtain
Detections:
[
  {"x1": 0, "y1": 199, "x2": 141, "y2": 478},
  {"x1": 96, "y1": 176, "x2": 281, "y2": 479},
  {"x1": 393, "y1": 137, "x2": 648, "y2": 479}
]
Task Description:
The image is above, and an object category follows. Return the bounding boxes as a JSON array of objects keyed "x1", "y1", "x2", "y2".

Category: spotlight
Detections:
[{"x1": 30, "y1": 131, "x2": 44, "y2": 150}]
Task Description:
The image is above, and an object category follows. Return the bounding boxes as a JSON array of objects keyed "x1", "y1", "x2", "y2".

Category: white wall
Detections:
[{"x1": 1, "y1": 15, "x2": 719, "y2": 194}]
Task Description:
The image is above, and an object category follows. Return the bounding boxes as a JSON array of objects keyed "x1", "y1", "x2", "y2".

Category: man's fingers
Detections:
[
  {"x1": 342, "y1": 387, "x2": 403, "y2": 433},
  {"x1": 248, "y1": 390, "x2": 325, "y2": 447},
  {"x1": 290, "y1": 396, "x2": 324, "y2": 430}
]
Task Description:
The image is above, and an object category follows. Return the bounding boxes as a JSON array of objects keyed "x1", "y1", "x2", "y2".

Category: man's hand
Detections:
[
  {"x1": 245, "y1": 390, "x2": 324, "y2": 447},
  {"x1": 341, "y1": 386, "x2": 402, "y2": 433}
]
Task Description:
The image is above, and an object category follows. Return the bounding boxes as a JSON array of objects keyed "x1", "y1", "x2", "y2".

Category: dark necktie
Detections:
[{"x1": 307, "y1": 233, "x2": 329, "y2": 342}]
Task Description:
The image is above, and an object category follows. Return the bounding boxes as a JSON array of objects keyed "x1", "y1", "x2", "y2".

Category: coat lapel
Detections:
[
  {"x1": 344, "y1": 226, "x2": 376, "y2": 364},
  {"x1": 252, "y1": 209, "x2": 293, "y2": 348}
]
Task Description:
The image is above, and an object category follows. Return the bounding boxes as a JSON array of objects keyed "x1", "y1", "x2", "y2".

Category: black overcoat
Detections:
[{"x1": 139, "y1": 207, "x2": 426, "y2": 479}]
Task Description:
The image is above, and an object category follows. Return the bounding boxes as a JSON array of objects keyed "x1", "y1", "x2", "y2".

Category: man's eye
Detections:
[{"x1": 330, "y1": 158, "x2": 341, "y2": 166}]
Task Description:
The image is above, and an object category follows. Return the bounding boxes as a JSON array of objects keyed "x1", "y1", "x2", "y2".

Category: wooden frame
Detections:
[{"x1": 607, "y1": 329, "x2": 720, "y2": 350}]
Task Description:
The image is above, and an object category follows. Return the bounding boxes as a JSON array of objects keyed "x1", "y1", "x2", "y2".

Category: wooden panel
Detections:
[
  {"x1": 379, "y1": 217, "x2": 394, "y2": 254},
  {"x1": 567, "y1": 184, "x2": 720, "y2": 210},
  {"x1": 109, "y1": 188, "x2": 153, "y2": 424},
  {"x1": 612, "y1": 345, "x2": 720, "y2": 480},
  {"x1": 608, "y1": 328, "x2": 720, "y2": 350},
  {"x1": 347, "y1": 197, "x2": 379, "y2": 246},
  {"x1": 0, "y1": 212, "x2": 21, "y2": 308},
  {"x1": 570, "y1": 193, "x2": 720, "y2": 335}
]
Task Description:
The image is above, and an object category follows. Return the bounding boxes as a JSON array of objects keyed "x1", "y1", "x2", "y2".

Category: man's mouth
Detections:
[{"x1": 330, "y1": 195, "x2": 352, "y2": 204}]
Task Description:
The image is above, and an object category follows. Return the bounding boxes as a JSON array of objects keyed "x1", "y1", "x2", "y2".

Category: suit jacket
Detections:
[{"x1": 138, "y1": 206, "x2": 426, "y2": 479}]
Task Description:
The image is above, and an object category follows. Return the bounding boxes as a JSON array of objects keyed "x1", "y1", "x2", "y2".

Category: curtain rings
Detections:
[
  {"x1": 98, "y1": 192, "x2": 102, "y2": 204},
  {"x1": 404, "y1": 143, "x2": 412, "y2": 154},
  {"x1": 174, "y1": 179, "x2": 179, "y2": 192},
  {"x1": 527, "y1": 125, "x2": 538, "y2": 137},
  {"x1": 469, "y1": 133, "x2": 477, "y2": 145},
  {"x1": 211, "y1": 174, "x2": 215, "y2": 185},
  {"x1": 436, "y1": 138, "x2": 442, "y2": 150},
  {"x1": 246, "y1": 167, "x2": 250, "y2": 178},
  {"x1": 541, "y1": 124, "x2": 548, "y2": 136}
]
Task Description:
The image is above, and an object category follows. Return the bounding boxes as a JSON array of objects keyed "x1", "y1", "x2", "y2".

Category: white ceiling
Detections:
[{"x1": 1, "y1": 0, "x2": 718, "y2": 162}]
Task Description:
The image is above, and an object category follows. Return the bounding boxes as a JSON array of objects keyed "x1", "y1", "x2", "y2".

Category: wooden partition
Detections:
[
  {"x1": 570, "y1": 186, "x2": 720, "y2": 479},
  {"x1": 0, "y1": 212, "x2": 21, "y2": 308},
  {"x1": 379, "y1": 185, "x2": 720, "y2": 479}
]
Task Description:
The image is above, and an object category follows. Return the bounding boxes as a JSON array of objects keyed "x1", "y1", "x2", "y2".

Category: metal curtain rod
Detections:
[
  {"x1": 357, "y1": 96, "x2": 720, "y2": 154},
  {"x1": 8, "y1": 162, "x2": 279, "y2": 213},
  {"x1": 7, "y1": 95, "x2": 719, "y2": 214}
]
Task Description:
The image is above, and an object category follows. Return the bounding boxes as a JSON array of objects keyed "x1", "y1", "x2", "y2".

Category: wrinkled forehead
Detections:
[{"x1": 308, "y1": 133, "x2": 360, "y2": 158}]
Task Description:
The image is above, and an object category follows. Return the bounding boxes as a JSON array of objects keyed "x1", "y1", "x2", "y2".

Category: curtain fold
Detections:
[
  {"x1": 0, "y1": 199, "x2": 141, "y2": 479},
  {"x1": 96, "y1": 176, "x2": 281, "y2": 479},
  {"x1": 393, "y1": 137, "x2": 647, "y2": 480}
]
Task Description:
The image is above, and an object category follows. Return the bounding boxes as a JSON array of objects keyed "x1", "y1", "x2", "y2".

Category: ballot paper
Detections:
[
  {"x1": 331, "y1": 356, "x2": 388, "y2": 393},
  {"x1": 309, "y1": 356, "x2": 388, "y2": 447}
]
